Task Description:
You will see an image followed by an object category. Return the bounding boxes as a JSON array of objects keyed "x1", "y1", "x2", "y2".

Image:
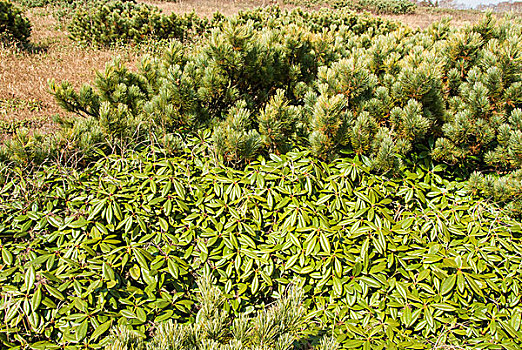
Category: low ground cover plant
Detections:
[{"x1": 1, "y1": 140, "x2": 521, "y2": 348}]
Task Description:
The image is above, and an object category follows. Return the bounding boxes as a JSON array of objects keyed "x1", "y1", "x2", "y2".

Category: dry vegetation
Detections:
[
  {"x1": 144, "y1": 0, "x2": 271, "y2": 17},
  {"x1": 0, "y1": 6, "x2": 143, "y2": 135},
  {"x1": 0, "y1": 0, "x2": 494, "y2": 138},
  {"x1": 381, "y1": 5, "x2": 485, "y2": 27}
]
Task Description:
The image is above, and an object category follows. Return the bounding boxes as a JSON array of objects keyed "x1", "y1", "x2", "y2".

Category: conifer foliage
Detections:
[
  {"x1": 104, "y1": 274, "x2": 333, "y2": 350},
  {"x1": 2, "y1": 6, "x2": 522, "y2": 211},
  {"x1": 68, "y1": 0, "x2": 209, "y2": 46},
  {"x1": 332, "y1": 0, "x2": 416, "y2": 14},
  {"x1": 51, "y1": 8, "x2": 522, "y2": 175},
  {"x1": 0, "y1": 0, "x2": 31, "y2": 45}
]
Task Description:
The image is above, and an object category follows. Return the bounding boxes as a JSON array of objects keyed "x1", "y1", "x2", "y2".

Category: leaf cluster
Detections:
[{"x1": 0, "y1": 141, "x2": 521, "y2": 348}]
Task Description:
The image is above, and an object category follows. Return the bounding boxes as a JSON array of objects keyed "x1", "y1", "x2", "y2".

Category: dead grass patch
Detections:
[
  {"x1": 0, "y1": 6, "x2": 141, "y2": 134},
  {"x1": 141, "y1": 0, "x2": 280, "y2": 17},
  {"x1": 382, "y1": 6, "x2": 490, "y2": 28}
]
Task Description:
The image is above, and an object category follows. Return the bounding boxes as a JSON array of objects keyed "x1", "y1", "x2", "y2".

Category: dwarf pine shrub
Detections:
[
  {"x1": 12, "y1": 0, "x2": 88, "y2": 9},
  {"x1": 0, "y1": 0, "x2": 31, "y2": 45},
  {"x1": 49, "y1": 11, "x2": 522, "y2": 173},
  {"x1": 1, "y1": 8, "x2": 519, "y2": 212},
  {"x1": 104, "y1": 274, "x2": 334, "y2": 350},
  {"x1": 68, "y1": 0, "x2": 209, "y2": 46},
  {"x1": 2, "y1": 7, "x2": 522, "y2": 212},
  {"x1": 332, "y1": 0, "x2": 417, "y2": 14}
]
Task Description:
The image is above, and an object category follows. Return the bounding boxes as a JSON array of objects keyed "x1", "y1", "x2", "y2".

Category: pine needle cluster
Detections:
[
  {"x1": 68, "y1": 0, "x2": 210, "y2": 46},
  {"x1": 104, "y1": 274, "x2": 336, "y2": 350},
  {"x1": 2, "y1": 7, "x2": 522, "y2": 213}
]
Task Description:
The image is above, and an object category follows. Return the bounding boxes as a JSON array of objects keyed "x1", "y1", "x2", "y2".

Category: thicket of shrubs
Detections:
[
  {"x1": 1, "y1": 140, "x2": 521, "y2": 348},
  {"x1": 12, "y1": 0, "x2": 76, "y2": 8},
  {"x1": 284, "y1": 0, "x2": 416, "y2": 14},
  {"x1": 332, "y1": 0, "x2": 416, "y2": 14},
  {"x1": 54, "y1": 6, "x2": 522, "y2": 180},
  {"x1": 2, "y1": 6, "x2": 521, "y2": 212},
  {"x1": 2, "y1": 3, "x2": 522, "y2": 349},
  {"x1": 0, "y1": 0, "x2": 31, "y2": 45},
  {"x1": 66, "y1": 1, "x2": 397, "y2": 46},
  {"x1": 67, "y1": 0, "x2": 211, "y2": 46},
  {"x1": 4, "y1": 5, "x2": 517, "y2": 212}
]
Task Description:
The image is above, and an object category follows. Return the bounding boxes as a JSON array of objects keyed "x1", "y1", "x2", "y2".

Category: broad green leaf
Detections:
[{"x1": 440, "y1": 275, "x2": 456, "y2": 295}]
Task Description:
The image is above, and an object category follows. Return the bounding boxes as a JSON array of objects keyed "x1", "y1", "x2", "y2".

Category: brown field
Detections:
[
  {"x1": 0, "y1": 6, "x2": 142, "y2": 136},
  {"x1": 0, "y1": 0, "x2": 498, "y2": 138},
  {"x1": 381, "y1": 6, "x2": 485, "y2": 27}
]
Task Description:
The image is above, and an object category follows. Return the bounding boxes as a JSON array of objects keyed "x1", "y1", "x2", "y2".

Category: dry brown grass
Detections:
[
  {"x1": 385, "y1": 5, "x2": 522, "y2": 29},
  {"x1": 0, "y1": 0, "x2": 495, "y2": 139},
  {"x1": 142, "y1": 0, "x2": 275, "y2": 17},
  {"x1": 382, "y1": 6, "x2": 484, "y2": 28},
  {"x1": 0, "y1": 6, "x2": 140, "y2": 134}
]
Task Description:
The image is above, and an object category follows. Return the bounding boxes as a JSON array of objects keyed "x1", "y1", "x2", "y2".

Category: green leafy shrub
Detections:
[
  {"x1": 104, "y1": 274, "x2": 337, "y2": 350},
  {"x1": 3, "y1": 9, "x2": 522, "y2": 213},
  {"x1": 1, "y1": 7, "x2": 522, "y2": 350},
  {"x1": 0, "y1": 140, "x2": 521, "y2": 348},
  {"x1": 0, "y1": 0, "x2": 31, "y2": 45}
]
